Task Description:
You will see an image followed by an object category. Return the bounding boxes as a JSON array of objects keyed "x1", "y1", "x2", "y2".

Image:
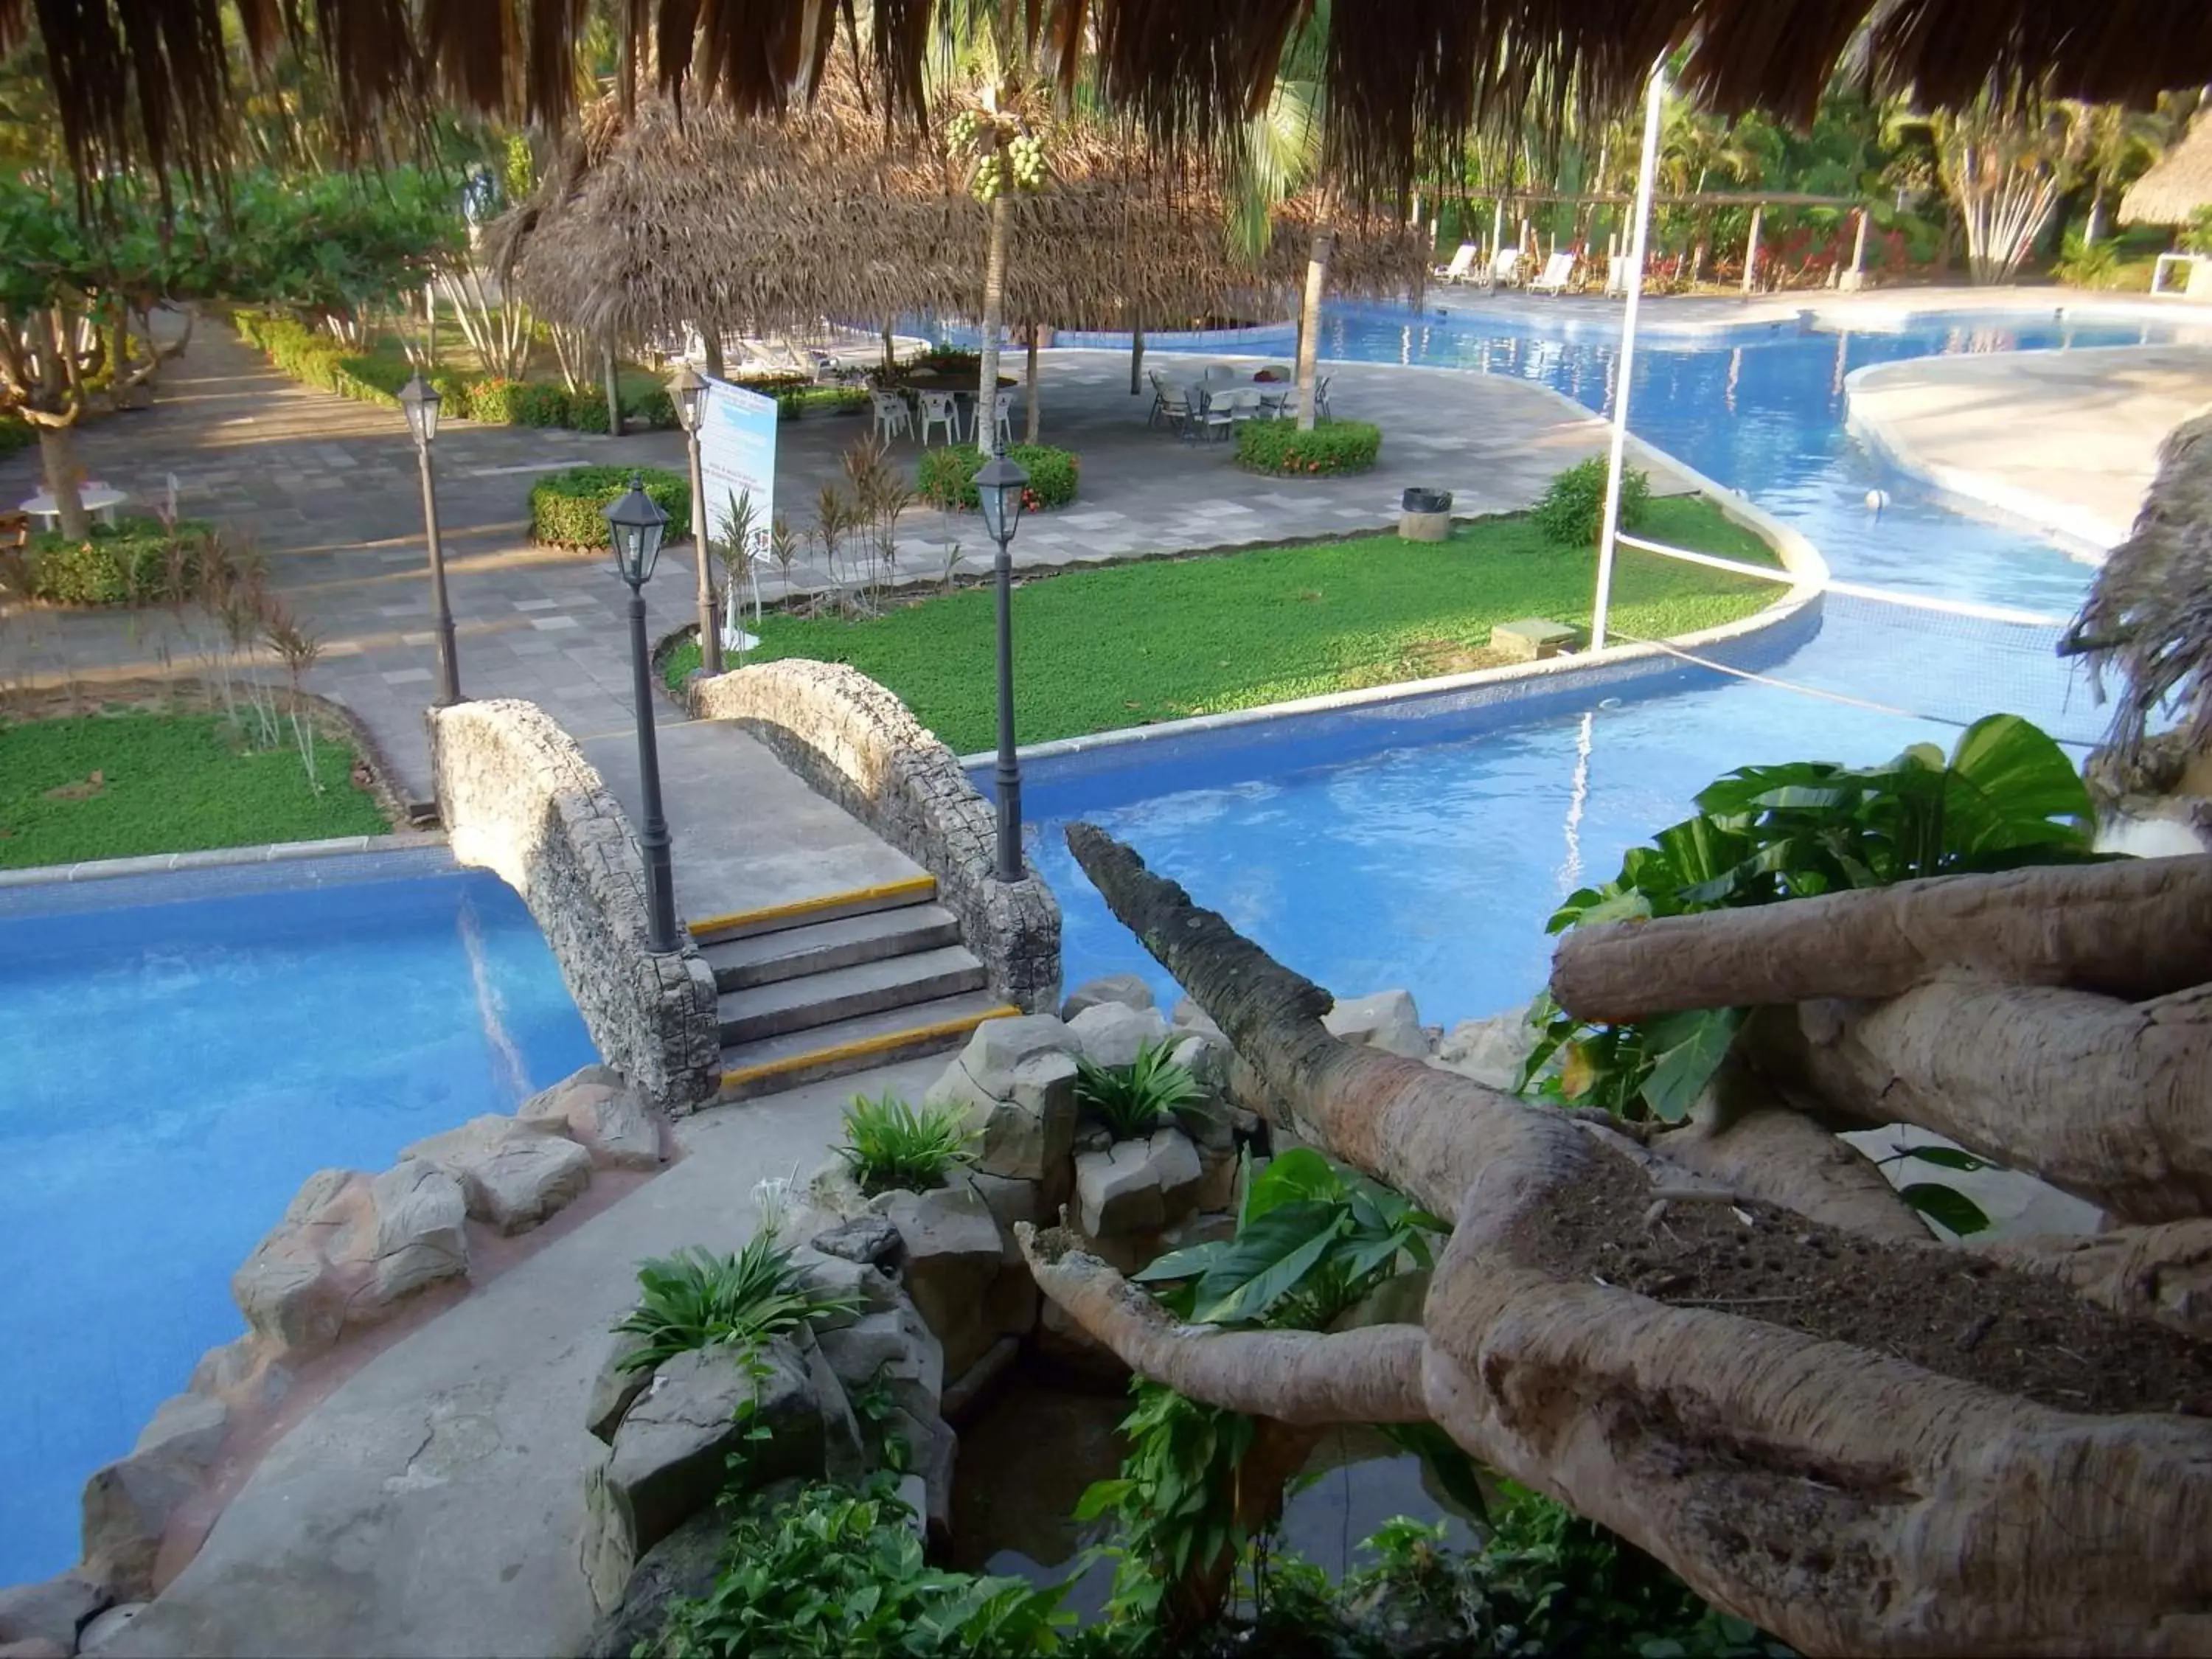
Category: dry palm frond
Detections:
[
  {"x1": 2062, "y1": 411, "x2": 2212, "y2": 765},
  {"x1": 2121, "y1": 113, "x2": 2212, "y2": 226}
]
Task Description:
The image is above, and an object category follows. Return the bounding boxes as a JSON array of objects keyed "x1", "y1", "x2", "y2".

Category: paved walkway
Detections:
[
  {"x1": 107, "y1": 1054, "x2": 946, "y2": 1659},
  {"x1": 0, "y1": 327, "x2": 1646, "y2": 804},
  {"x1": 1844, "y1": 343, "x2": 2212, "y2": 551}
]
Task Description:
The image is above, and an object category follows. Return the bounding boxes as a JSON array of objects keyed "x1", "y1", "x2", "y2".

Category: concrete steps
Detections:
[
  {"x1": 695, "y1": 883, "x2": 1014, "y2": 1103},
  {"x1": 696, "y1": 903, "x2": 963, "y2": 992}
]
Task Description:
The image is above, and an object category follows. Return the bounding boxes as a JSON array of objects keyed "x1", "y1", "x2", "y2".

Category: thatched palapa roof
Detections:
[
  {"x1": 490, "y1": 85, "x2": 1427, "y2": 342},
  {"x1": 15, "y1": 0, "x2": 2212, "y2": 201},
  {"x1": 2063, "y1": 409, "x2": 2212, "y2": 762},
  {"x1": 2121, "y1": 116, "x2": 2212, "y2": 227}
]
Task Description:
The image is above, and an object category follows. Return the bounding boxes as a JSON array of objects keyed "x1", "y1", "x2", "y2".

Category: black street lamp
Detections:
[
  {"x1": 973, "y1": 448, "x2": 1029, "y2": 883},
  {"x1": 605, "y1": 473, "x2": 681, "y2": 954},
  {"x1": 668, "y1": 361, "x2": 722, "y2": 675},
  {"x1": 397, "y1": 370, "x2": 462, "y2": 706}
]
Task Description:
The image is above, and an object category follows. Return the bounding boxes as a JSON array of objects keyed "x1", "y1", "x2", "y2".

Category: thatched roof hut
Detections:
[
  {"x1": 2063, "y1": 409, "x2": 2212, "y2": 782},
  {"x1": 2122, "y1": 115, "x2": 2212, "y2": 227},
  {"x1": 490, "y1": 85, "x2": 1427, "y2": 344}
]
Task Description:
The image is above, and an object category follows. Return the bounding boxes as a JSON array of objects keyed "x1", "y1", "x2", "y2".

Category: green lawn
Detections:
[
  {"x1": 667, "y1": 495, "x2": 1788, "y2": 754},
  {"x1": 0, "y1": 711, "x2": 391, "y2": 869}
]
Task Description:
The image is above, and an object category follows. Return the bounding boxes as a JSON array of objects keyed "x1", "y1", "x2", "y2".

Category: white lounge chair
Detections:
[
  {"x1": 1604, "y1": 254, "x2": 1635, "y2": 298},
  {"x1": 1528, "y1": 251, "x2": 1577, "y2": 296},
  {"x1": 1481, "y1": 248, "x2": 1523, "y2": 291},
  {"x1": 1433, "y1": 243, "x2": 1478, "y2": 284}
]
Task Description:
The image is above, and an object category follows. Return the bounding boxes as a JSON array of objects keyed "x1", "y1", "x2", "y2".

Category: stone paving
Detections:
[{"x1": 0, "y1": 324, "x2": 1638, "y2": 804}]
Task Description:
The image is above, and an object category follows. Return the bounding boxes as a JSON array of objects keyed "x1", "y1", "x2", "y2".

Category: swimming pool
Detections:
[
  {"x1": 0, "y1": 854, "x2": 597, "y2": 1585},
  {"x1": 1023, "y1": 305, "x2": 2180, "y2": 1017}
]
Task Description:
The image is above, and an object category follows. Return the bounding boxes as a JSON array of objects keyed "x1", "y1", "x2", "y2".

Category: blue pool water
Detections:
[
  {"x1": 1026, "y1": 305, "x2": 2183, "y2": 1018},
  {"x1": 0, "y1": 860, "x2": 597, "y2": 1585}
]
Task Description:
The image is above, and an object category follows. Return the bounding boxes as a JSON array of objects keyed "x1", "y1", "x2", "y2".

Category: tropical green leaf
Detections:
[
  {"x1": 1900, "y1": 1182, "x2": 1992, "y2": 1237},
  {"x1": 1899, "y1": 1144, "x2": 1991, "y2": 1172},
  {"x1": 1242, "y1": 1146, "x2": 1343, "y2": 1222},
  {"x1": 1191, "y1": 1200, "x2": 1345, "y2": 1324},
  {"x1": 1635, "y1": 1007, "x2": 1742, "y2": 1122}
]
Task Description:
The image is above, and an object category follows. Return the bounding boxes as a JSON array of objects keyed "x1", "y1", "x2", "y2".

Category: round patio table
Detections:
[{"x1": 18, "y1": 485, "x2": 128, "y2": 530}]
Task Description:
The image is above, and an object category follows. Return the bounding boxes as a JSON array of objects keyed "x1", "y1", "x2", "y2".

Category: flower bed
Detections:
[
  {"x1": 915, "y1": 444, "x2": 1079, "y2": 513},
  {"x1": 528, "y1": 466, "x2": 690, "y2": 549},
  {"x1": 1235, "y1": 418, "x2": 1382, "y2": 477},
  {"x1": 18, "y1": 518, "x2": 216, "y2": 607}
]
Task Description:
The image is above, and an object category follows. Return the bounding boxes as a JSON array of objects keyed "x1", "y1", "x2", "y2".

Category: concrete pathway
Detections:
[
  {"x1": 108, "y1": 1055, "x2": 946, "y2": 1659},
  {"x1": 0, "y1": 327, "x2": 1644, "y2": 805},
  {"x1": 1845, "y1": 343, "x2": 2212, "y2": 551}
]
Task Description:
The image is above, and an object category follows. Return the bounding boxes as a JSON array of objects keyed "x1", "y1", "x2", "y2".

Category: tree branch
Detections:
[{"x1": 1550, "y1": 855, "x2": 2212, "y2": 1022}]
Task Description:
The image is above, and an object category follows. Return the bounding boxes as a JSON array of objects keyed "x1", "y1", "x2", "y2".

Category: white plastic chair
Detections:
[
  {"x1": 1433, "y1": 243, "x2": 1478, "y2": 283},
  {"x1": 1312, "y1": 374, "x2": 1334, "y2": 422},
  {"x1": 1157, "y1": 382, "x2": 1194, "y2": 437},
  {"x1": 918, "y1": 390, "x2": 962, "y2": 445},
  {"x1": 1484, "y1": 248, "x2": 1523, "y2": 291},
  {"x1": 990, "y1": 389, "x2": 1015, "y2": 448},
  {"x1": 1197, "y1": 386, "x2": 1249, "y2": 440},
  {"x1": 1605, "y1": 254, "x2": 1635, "y2": 298},
  {"x1": 871, "y1": 392, "x2": 912, "y2": 442},
  {"x1": 1528, "y1": 251, "x2": 1577, "y2": 296},
  {"x1": 1255, "y1": 384, "x2": 1292, "y2": 420}
]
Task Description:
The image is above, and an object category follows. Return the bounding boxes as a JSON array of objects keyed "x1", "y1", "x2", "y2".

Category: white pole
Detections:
[{"x1": 1590, "y1": 64, "x2": 1665, "y2": 654}]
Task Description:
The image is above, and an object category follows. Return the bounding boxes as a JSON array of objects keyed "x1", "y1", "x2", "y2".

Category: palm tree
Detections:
[
  {"x1": 1896, "y1": 96, "x2": 2087, "y2": 284},
  {"x1": 2069, "y1": 99, "x2": 2180, "y2": 246}
]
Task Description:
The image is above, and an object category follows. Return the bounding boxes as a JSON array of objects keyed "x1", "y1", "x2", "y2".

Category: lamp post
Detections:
[
  {"x1": 604, "y1": 473, "x2": 681, "y2": 954},
  {"x1": 668, "y1": 361, "x2": 721, "y2": 674},
  {"x1": 972, "y1": 448, "x2": 1029, "y2": 883},
  {"x1": 397, "y1": 371, "x2": 462, "y2": 706}
]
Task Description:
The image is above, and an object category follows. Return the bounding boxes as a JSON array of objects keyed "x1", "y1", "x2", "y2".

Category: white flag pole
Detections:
[{"x1": 1591, "y1": 63, "x2": 1666, "y2": 653}]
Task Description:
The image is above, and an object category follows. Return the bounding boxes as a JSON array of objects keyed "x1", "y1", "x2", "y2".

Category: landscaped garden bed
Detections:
[
  {"x1": 661, "y1": 493, "x2": 1784, "y2": 752},
  {"x1": 1237, "y1": 417, "x2": 1382, "y2": 476},
  {"x1": 529, "y1": 466, "x2": 691, "y2": 549},
  {"x1": 916, "y1": 442, "x2": 1079, "y2": 512},
  {"x1": 0, "y1": 704, "x2": 390, "y2": 868},
  {"x1": 10, "y1": 517, "x2": 218, "y2": 606}
]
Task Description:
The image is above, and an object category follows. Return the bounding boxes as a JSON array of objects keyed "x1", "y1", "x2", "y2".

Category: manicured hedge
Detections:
[
  {"x1": 915, "y1": 444, "x2": 1079, "y2": 513},
  {"x1": 529, "y1": 466, "x2": 690, "y2": 549},
  {"x1": 23, "y1": 518, "x2": 215, "y2": 607},
  {"x1": 1235, "y1": 418, "x2": 1382, "y2": 477},
  {"x1": 776, "y1": 385, "x2": 869, "y2": 420}
]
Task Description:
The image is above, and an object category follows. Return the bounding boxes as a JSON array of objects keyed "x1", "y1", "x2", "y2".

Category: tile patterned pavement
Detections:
[{"x1": 0, "y1": 329, "x2": 1646, "y2": 801}]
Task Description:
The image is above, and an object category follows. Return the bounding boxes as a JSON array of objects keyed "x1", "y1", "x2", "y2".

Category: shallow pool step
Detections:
[
  {"x1": 715, "y1": 944, "x2": 987, "y2": 1046},
  {"x1": 696, "y1": 902, "x2": 963, "y2": 993},
  {"x1": 717, "y1": 990, "x2": 1017, "y2": 1102}
]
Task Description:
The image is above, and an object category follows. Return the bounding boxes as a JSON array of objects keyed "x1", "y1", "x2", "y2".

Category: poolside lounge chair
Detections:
[
  {"x1": 1604, "y1": 254, "x2": 1635, "y2": 298},
  {"x1": 1481, "y1": 248, "x2": 1523, "y2": 291},
  {"x1": 1528, "y1": 251, "x2": 1577, "y2": 296},
  {"x1": 1433, "y1": 243, "x2": 1478, "y2": 284}
]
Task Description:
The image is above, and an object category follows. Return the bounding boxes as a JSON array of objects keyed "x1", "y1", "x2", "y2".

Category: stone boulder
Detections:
[
  {"x1": 1066, "y1": 1002, "x2": 1172, "y2": 1068},
  {"x1": 1144, "y1": 1126, "x2": 1205, "y2": 1215},
  {"x1": 0, "y1": 1578, "x2": 106, "y2": 1651},
  {"x1": 588, "y1": 1340, "x2": 822, "y2": 1590},
  {"x1": 871, "y1": 1184, "x2": 1004, "y2": 1382},
  {"x1": 1060, "y1": 974, "x2": 1155, "y2": 1023},
  {"x1": 585, "y1": 1328, "x2": 659, "y2": 1444},
  {"x1": 923, "y1": 1016, "x2": 1081, "y2": 1184},
  {"x1": 1432, "y1": 1007, "x2": 1540, "y2": 1091},
  {"x1": 76, "y1": 1603, "x2": 147, "y2": 1655},
  {"x1": 368, "y1": 1160, "x2": 470, "y2": 1301},
  {"x1": 81, "y1": 1450, "x2": 202, "y2": 1599},
  {"x1": 1169, "y1": 998, "x2": 1227, "y2": 1046},
  {"x1": 519, "y1": 1067, "x2": 665, "y2": 1171},
  {"x1": 403, "y1": 1116, "x2": 594, "y2": 1235},
  {"x1": 583, "y1": 1505, "x2": 726, "y2": 1658},
  {"x1": 1323, "y1": 990, "x2": 1430, "y2": 1060},
  {"x1": 809, "y1": 1215, "x2": 902, "y2": 1269},
  {"x1": 132, "y1": 1394, "x2": 227, "y2": 1470},
  {"x1": 816, "y1": 1293, "x2": 943, "y2": 1423}
]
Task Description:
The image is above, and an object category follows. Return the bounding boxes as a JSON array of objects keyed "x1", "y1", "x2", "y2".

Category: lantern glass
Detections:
[
  {"x1": 603, "y1": 473, "x2": 669, "y2": 586},
  {"x1": 397, "y1": 370, "x2": 441, "y2": 448},
  {"x1": 973, "y1": 451, "x2": 1029, "y2": 545},
  {"x1": 669, "y1": 361, "x2": 707, "y2": 433}
]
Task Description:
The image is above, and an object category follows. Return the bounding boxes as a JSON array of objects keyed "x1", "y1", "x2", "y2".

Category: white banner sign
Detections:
[{"x1": 697, "y1": 378, "x2": 778, "y2": 650}]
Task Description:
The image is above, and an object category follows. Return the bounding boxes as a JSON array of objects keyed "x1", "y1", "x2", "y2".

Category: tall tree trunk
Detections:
[
  {"x1": 1023, "y1": 325, "x2": 1040, "y2": 443},
  {"x1": 701, "y1": 327, "x2": 724, "y2": 380},
  {"x1": 1294, "y1": 215, "x2": 1333, "y2": 432},
  {"x1": 2085, "y1": 187, "x2": 2107, "y2": 246},
  {"x1": 601, "y1": 339, "x2": 624, "y2": 437},
  {"x1": 977, "y1": 190, "x2": 1009, "y2": 452},
  {"x1": 35, "y1": 422, "x2": 89, "y2": 538},
  {"x1": 881, "y1": 321, "x2": 897, "y2": 376},
  {"x1": 1128, "y1": 323, "x2": 1144, "y2": 394}
]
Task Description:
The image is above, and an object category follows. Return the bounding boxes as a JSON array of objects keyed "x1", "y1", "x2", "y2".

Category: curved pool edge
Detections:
[
  {"x1": 0, "y1": 829, "x2": 448, "y2": 893},
  {"x1": 962, "y1": 428, "x2": 1829, "y2": 794}
]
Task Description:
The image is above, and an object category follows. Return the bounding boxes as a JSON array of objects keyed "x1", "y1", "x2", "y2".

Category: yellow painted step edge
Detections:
[
  {"x1": 687, "y1": 874, "x2": 937, "y2": 941},
  {"x1": 720, "y1": 1003, "x2": 1019, "y2": 1091}
]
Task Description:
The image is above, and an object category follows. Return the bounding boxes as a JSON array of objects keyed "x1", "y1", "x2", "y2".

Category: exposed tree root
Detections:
[
  {"x1": 1549, "y1": 854, "x2": 2212, "y2": 1020},
  {"x1": 1054, "y1": 823, "x2": 2212, "y2": 1658},
  {"x1": 1986, "y1": 1220, "x2": 2212, "y2": 1340}
]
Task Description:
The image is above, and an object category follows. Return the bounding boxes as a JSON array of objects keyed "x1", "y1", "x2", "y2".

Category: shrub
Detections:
[
  {"x1": 656, "y1": 1477, "x2": 1071, "y2": 1657},
  {"x1": 914, "y1": 443, "x2": 1079, "y2": 512},
  {"x1": 0, "y1": 414, "x2": 32, "y2": 457},
  {"x1": 568, "y1": 394, "x2": 611, "y2": 434},
  {"x1": 776, "y1": 385, "x2": 870, "y2": 421},
  {"x1": 1074, "y1": 1040, "x2": 1204, "y2": 1142},
  {"x1": 612, "y1": 1236, "x2": 859, "y2": 1374},
  {"x1": 506, "y1": 380, "x2": 574, "y2": 427},
  {"x1": 528, "y1": 465, "x2": 689, "y2": 548},
  {"x1": 1530, "y1": 455, "x2": 1650, "y2": 547},
  {"x1": 25, "y1": 518, "x2": 215, "y2": 606},
  {"x1": 2053, "y1": 234, "x2": 2121, "y2": 289},
  {"x1": 1235, "y1": 417, "x2": 1382, "y2": 477},
  {"x1": 835, "y1": 1092, "x2": 978, "y2": 1195},
  {"x1": 2183, "y1": 206, "x2": 2212, "y2": 257},
  {"x1": 914, "y1": 347, "x2": 981, "y2": 378},
  {"x1": 625, "y1": 387, "x2": 678, "y2": 429}
]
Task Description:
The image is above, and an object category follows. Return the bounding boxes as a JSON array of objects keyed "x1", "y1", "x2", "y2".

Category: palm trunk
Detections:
[
  {"x1": 977, "y1": 190, "x2": 1009, "y2": 453},
  {"x1": 1294, "y1": 217, "x2": 1333, "y2": 432},
  {"x1": 701, "y1": 328, "x2": 725, "y2": 380},
  {"x1": 2085, "y1": 188, "x2": 2107, "y2": 247},
  {"x1": 1128, "y1": 323, "x2": 1144, "y2": 394},
  {"x1": 601, "y1": 340, "x2": 624, "y2": 437},
  {"x1": 1023, "y1": 326, "x2": 1040, "y2": 443}
]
